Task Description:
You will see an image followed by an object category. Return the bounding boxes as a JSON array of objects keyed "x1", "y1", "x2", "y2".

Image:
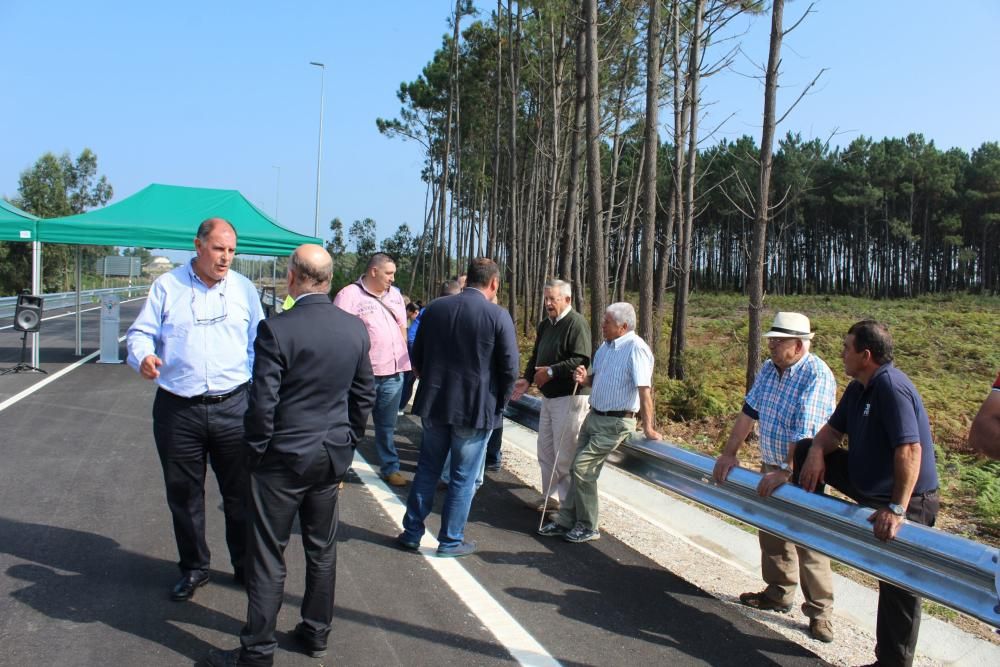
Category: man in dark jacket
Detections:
[
  {"x1": 397, "y1": 257, "x2": 519, "y2": 557},
  {"x1": 208, "y1": 244, "x2": 375, "y2": 667}
]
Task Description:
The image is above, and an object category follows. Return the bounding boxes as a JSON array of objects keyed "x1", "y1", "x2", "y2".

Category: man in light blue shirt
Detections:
[
  {"x1": 538, "y1": 302, "x2": 660, "y2": 544},
  {"x1": 126, "y1": 217, "x2": 264, "y2": 602}
]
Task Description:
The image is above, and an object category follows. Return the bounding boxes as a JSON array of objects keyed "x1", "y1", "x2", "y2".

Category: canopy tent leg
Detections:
[
  {"x1": 75, "y1": 246, "x2": 82, "y2": 356},
  {"x1": 31, "y1": 241, "x2": 41, "y2": 368}
]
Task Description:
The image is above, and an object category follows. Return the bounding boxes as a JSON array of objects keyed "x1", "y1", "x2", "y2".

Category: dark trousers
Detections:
[
  {"x1": 399, "y1": 370, "x2": 416, "y2": 411},
  {"x1": 152, "y1": 388, "x2": 249, "y2": 575},
  {"x1": 794, "y1": 440, "x2": 939, "y2": 667},
  {"x1": 485, "y1": 425, "x2": 503, "y2": 466},
  {"x1": 239, "y1": 446, "x2": 352, "y2": 666}
]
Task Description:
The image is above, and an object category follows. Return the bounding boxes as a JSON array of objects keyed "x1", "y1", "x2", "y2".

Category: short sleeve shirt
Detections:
[
  {"x1": 827, "y1": 363, "x2": 938, "y2": 499},
  {"x1": 589, "y1": 331, "x2": 654, "y2": 412},
  {"x1": 743, "y1": 353, "x2": 837, "y2": 465},
  {"x1": 333, "y1": 280, "x2": 410, "y2": 376}
]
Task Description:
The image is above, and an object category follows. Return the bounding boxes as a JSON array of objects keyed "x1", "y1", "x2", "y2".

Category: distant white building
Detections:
[{"x1": 143, "y1": 256, "x2": 174, "y2": 276}]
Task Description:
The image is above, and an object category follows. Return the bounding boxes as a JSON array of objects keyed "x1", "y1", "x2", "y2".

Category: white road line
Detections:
[
  {"x1": 351, "y1": 454, "x2": 562, "y2": 667},
  {"x1": 0, "y1": 334, "x2": 127, "y2": 414}
]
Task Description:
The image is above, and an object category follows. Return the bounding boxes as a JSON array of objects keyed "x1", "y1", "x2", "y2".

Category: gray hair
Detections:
[
  {"x1": 544, "y1": 279, "x2": 572, "y2": 298},
  {"x1": 606, "y1": 302, "x2": 636, "y2": 331}
]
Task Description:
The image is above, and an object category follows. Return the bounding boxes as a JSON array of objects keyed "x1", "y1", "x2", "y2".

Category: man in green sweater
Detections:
[{"x1": 511, "y1": 279, "x2": 591, "y2": 513}]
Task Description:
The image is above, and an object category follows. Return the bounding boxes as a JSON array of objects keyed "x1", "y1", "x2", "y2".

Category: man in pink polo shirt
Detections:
[{"x1": 334, "y1": 253, "x2": 411, "y2": 486}]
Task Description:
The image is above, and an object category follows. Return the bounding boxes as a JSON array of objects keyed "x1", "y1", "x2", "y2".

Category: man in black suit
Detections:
[
  {"x1": 397, "y1": 257, "x2": 519, "y2": 557},
  {"x1": 208, "y1": 244, "x2": 375, "y2": 667}
]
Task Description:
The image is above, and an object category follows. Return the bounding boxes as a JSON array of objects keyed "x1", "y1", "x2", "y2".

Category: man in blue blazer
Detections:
[
  {"x1": 209, "y1": 244, "x2": 375, "y2": 667},
  {"x1": 397, "y1": 257, "x2": 519, "y2": 557}
]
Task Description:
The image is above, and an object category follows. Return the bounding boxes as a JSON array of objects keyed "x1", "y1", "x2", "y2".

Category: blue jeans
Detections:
[
  {"x1": 402, "y1": 419, "x2": 491, "y2": 551},
  {"x1": 372, "y1": 373, "x2": 404, "y2": 477},
  {"x1": 439, "y1": 450, "x2": 486, "y2": 490}
]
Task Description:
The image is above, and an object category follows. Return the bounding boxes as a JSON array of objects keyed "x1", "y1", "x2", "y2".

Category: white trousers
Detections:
[{"x1": 537, "y1": 394, "x2": 590, "y2": 503}]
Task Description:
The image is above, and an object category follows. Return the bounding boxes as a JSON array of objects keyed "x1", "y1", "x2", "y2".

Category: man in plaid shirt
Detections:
[{"x1": 713, "y1": 312, "x2": 837, "y2": 643}]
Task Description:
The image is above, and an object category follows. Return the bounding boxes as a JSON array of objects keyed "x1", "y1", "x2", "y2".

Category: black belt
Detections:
[
  {"x1": 168, "y1": 383, "x2": 247, "y2": 404},
  {"x1": 592, "y1": 408, "x2": 636, "y2": 419}
]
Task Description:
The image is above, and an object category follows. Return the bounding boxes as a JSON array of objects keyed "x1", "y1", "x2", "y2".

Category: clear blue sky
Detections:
[{"x1": 1, "y1": 1, "x2": 997, "y2": 257}]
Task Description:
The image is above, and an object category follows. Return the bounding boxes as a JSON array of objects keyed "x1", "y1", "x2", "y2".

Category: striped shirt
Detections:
[
  {"x1": 744, "y1": 353, "x2": 837, "y2": 465},
  {"x1": 589, "y1": 330, "x2": 654, "y2": 412}
]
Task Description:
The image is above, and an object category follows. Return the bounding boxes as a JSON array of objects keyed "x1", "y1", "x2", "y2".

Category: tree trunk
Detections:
[
  {"x1": 638, "y1": 0, "x2": 660, "y2": 344},
  {"x1": 584, "y1": 0, "x2": 606, "y2": 352},
  {"x1": 668, "y1": 0, "x2": 702, "y2": 380},
  {"x1": 745, "y1": 0, "x2": 784, "y2": 391}
]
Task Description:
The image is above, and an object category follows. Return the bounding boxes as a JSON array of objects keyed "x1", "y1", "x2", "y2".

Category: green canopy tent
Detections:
[
  {"x1": 12, "y1": 184, "x2": 320, "y2": 367},
  {"x1": 0, "y1": 199, "x2": 39, "y2": 241},
  {"x1": 38, "y1": 183, "x2": 320, "y2": 254}
]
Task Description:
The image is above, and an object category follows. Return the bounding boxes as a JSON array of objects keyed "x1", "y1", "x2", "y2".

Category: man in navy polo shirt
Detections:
[{"x1": 797, "y1": 320, "x2": 939, "y2": 667}]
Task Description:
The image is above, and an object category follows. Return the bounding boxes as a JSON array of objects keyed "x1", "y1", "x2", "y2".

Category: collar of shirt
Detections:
[
  {"x1": 549, "y1": 305, "x2": 572, "y2": 325},
  {"x1": 606, "y1": 330, "x2": 636, "y2": 349},
  {"x1": 294, "y1": 291, "x2": 327, "y2": 303},
  {"x1": 356, "y1": 277, "x2": 388, "y2": 299},
  {"x1": 188, "y1": 260, "x2": 225, "y2": 291},
  {"x1": 778, "y1": 351, "x2": 810, "y2": 379}
]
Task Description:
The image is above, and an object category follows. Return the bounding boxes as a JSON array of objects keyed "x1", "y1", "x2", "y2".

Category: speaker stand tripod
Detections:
[{"x1": 0, "y1": 331, "x2": 47, "y2": 375}]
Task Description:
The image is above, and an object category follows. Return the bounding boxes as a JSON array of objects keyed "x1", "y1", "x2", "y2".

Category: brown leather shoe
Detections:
[
  {"x1": 738, "y1": 590, "x2": 793, "y2": 613},
  {"x1": 383, "y1": 472, "x2": 407, "y2": 487},
  {"x1": 809, "y1": 618, "x2": 834, "y2": 643}
]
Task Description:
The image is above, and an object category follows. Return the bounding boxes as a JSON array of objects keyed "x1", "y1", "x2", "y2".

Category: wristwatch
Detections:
[
  {"x1": 888, "y1": 503, "x2": 906, "y2": 517},
  {"x1": 778, "y1": 461, "x2": 792, "y2": 473},
  {"x1": 546, "y1": 367, "x2": 554, "y2": 378}
]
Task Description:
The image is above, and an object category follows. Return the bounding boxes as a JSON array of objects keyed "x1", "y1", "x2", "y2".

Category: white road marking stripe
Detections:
[
  {"x1": 351, "y1": 454, "x2": 562, "y2": 667},
  {"x1": 0, "y1": 334, "x2": 126, "y2": 413}
]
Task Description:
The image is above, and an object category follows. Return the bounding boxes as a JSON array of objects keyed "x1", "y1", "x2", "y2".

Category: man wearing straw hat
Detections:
[
  {"x1": 712, "y1": 311, "x2": 837, "y2": 644},
  {"x1": 538, "y1": 302, "x2": 660, "y2": 543},
  {"x1": 511, "y1": 279, "x2": 592, "y2": 515}
]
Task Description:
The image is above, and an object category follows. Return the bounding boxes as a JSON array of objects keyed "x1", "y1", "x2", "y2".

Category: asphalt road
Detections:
[{"x1": 0, "y1": 300, "x2": 825, "y2": 666}]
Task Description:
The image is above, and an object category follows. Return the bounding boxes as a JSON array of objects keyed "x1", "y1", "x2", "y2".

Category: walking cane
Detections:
[{"x1": 539, "y1": 379, "x2": 581, "y2": 531}]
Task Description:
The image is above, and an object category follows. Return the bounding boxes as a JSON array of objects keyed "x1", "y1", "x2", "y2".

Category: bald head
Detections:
[{"x1": 288, "y1": 244, "x2": 333, "y2": 297}]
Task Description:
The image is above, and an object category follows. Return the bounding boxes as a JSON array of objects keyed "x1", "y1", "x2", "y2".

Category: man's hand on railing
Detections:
[
  {"x1": 798, "y1": 447, "x2": 826, "y2": 492},
  {"x1": 712, "y1": 454, "x2": 739, "y2": 484},
  {"x1": 757, "y1": 469, "x2": 791, "y2": 497},
  {"x1": 869, "y1": 508, "x2": 905, "y2": 542}
]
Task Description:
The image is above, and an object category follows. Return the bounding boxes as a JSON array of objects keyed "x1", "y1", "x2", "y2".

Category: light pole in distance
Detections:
[{"x1": 309, "y1": 61, "x2": 325, "y2": 239}]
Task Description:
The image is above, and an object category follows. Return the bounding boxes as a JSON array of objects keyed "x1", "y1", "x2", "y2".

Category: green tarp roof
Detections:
[
  {"x1": 37, "y1": 183, "x2": 320, "y2": 255},
  {"x1": 0, "y1": 199, "x2": 38, "y2": 241}
]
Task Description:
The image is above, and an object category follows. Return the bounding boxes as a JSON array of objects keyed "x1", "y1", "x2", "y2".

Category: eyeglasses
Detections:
[{"x1": 191, "y1": 281, "x2": 228, "y2": 325}]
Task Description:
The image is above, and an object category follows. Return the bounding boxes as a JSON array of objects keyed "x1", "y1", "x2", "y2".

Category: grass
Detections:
[{"x1": 517, "y1": 291, "x2": 1000, "y2": 542}]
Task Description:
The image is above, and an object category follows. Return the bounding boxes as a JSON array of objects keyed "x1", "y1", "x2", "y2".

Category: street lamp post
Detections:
[
  {"x1": 309, "y1": 61, "x2": 325, "y2": 239},
  {"x1": 271, "y1": 165, "x2": 281, "y2": 220}
]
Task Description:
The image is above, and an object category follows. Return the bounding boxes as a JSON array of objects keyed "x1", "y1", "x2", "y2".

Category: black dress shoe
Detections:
[
  {"x1": 293, "y1": 622, "x2": 328, "y2": 658},
  {"x1": 205, "y1": 647, "x2": 242, "y2": 667},
  {"x1": 170, "y1": 571, "x2": 209, "y2": 601}
]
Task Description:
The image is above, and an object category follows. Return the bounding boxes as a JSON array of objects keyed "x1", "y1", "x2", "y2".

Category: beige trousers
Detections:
[
  {"x1": 537, "y1": 394, "x2": 590, "y2": 503},
  {"x1": 759, "y1": 463, "x2": 835, "y2": 620}
]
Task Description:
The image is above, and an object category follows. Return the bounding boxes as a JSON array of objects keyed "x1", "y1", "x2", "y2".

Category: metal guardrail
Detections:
[
  {"x1": 0, "y1": 286, "x2": 149, "y2": 319},
  {"x1": 504, "y1": 395, "x2": 1000, "y2": 627}
]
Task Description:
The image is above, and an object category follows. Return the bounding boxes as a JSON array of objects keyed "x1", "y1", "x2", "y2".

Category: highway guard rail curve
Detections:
[
  {"x1": 0, "y1": 286, "x2": 149, "y2": 319},
  {"x1": 503, "y1": 395, "x2": 1000, "y2": 627}
]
